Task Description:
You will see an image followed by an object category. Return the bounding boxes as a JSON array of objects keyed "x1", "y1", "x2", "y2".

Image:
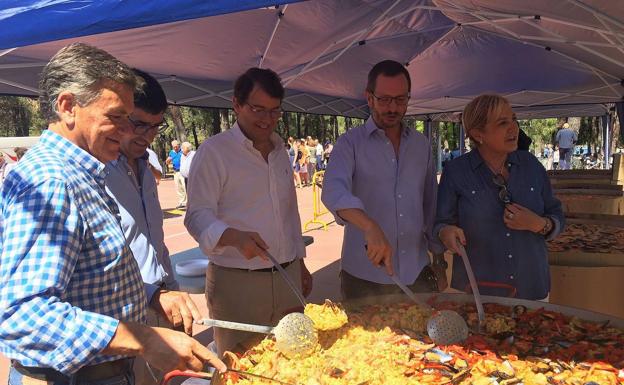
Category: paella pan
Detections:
[{"x1": 210, "y1": 293, "x2": 624, "y2": 385}]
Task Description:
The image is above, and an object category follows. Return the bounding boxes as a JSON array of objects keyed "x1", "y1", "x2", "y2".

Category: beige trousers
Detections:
[
  {"x1": 173, "y1": 171, "x2": 187, "y2": 206},
  {"x1": 205, "y1": 260, "x2": 303, "y2": 356}
]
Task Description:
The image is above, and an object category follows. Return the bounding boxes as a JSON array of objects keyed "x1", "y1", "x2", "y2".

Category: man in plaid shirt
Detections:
[{"x1": 0, "y1": 43, "x2": 224, "y2": 384}]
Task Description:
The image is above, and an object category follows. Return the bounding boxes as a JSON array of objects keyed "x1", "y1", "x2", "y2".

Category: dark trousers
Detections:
[{"x1": 340, "y1": 268, "x2": 438, "y2": 300}]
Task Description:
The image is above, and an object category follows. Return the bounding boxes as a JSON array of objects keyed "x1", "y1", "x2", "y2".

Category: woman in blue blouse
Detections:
[{"x1": 435, "y1": 94, "x2": 564, "y2": 300}]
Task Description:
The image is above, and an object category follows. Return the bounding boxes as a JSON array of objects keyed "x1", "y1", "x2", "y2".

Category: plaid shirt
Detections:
[{"x1": 0, "y1": 130, "x2": 146, "y2": 374}]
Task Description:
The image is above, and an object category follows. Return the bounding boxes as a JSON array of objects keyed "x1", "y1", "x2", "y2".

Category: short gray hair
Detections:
[
  {"x1": 39, "y1": 42, "x2": 140, "y2": 123},
  {"x1": 181, "y1": 142, "x2": 193, "y2": 151}
]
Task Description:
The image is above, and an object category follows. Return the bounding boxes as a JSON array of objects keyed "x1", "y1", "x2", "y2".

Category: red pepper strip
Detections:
[{"x1": 160, "y1": 370, "x2": 212, "y2": 385}]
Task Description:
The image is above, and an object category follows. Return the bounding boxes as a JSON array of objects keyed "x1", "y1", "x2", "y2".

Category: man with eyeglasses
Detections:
[
  {"x1": 105, "y1": 69, "x2": 206, "y2": 384},
  {"x1": 185, "y1": 67, "x2": 312, "y2": 356},
  {"x1": 322, "y1": 60, "x2": 445, "y2": 300},
  {"x1": 1, "y1": 43, "x2": 224, "y2": 385}
]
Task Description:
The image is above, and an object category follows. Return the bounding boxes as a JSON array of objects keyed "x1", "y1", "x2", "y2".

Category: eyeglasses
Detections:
[
  {"x1": 492, "y1": 173, "x2": 512, "y2": 204},
  {"x1": 370, "y1": 93, "x2": 410, "y2": 106},
  {"x1": 128, "y1": 116, "x2": 169, "y2": 135},
  {"x1": 246, "y1": 104, "x2": 282, "y2": 119}
]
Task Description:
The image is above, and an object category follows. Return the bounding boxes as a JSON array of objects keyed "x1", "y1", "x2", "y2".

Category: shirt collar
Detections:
[
  {"x1": 365, "y1": 116, "x2": 410, "y2": 138},
  {"x1": 40, "y1": 129, "x2": 106, "y2": 178},
  {"x1": 231, "y1": 121, "x2": 285, "y2": 153},
  {"x1": 468, "y1": 148, "x2": 521, "y2": 170}
]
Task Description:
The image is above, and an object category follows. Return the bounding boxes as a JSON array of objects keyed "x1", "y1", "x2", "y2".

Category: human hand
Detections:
[
  {"x1": 142, "y1": 326, "x2": 227, "y2": 373},
  {"x1": 150, "y1": 290, "x2": 201, "y2": 335},
  {"x1": 503, "y1": 203, "x2": 545, "y2": 232},
  {"x1": 438, "y1": 225, "x2": 466, "y2": 254},
  {"x1": 363, "y1": 222, "x2": 393, "y2": 275},
  {"x1": 219, "y1": 228, "x2": 269, "y2": 261}
]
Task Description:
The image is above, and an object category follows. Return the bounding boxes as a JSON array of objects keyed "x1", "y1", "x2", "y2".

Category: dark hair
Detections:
[
  {"x1": 39, "y1": 43, "x2": 139, "y2": 123},
  {"x1": 133, "y1": 68, "x2": 168, "y2": 115},
  {"x1": 233, "y1": 68, "x2": 284, "y2": 104},
  {"x1": 366, "y1": 60, "x2": 411, "y2": 93},
  {"x1": 13, "y1": 147, "x2": 28, "y2": 160}
]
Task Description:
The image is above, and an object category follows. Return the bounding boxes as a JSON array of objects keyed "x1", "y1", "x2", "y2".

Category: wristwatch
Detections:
[{"x1": 539, "y1": 217, "x2": 554, "y2": 236}]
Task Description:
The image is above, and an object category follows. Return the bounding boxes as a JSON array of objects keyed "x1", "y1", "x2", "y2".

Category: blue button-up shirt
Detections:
[
  {"x1": 106, "y1": 154, "x2": 178, "y2": 302},
  {"x1": 169, "y1": 149, "x2": 182, "y2": 171},
  {"x1": 435, "y1": 149, "x2": 564, "y2": 300},
  {"x1": 322, "y1": 118, "x2": 440, "y2": 285},
  {"x1": 0, "y1": 130, "x2": 146, "y2": 374}
]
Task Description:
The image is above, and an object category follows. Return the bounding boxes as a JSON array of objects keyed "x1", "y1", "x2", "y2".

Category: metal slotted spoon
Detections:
[
  {"x1": 427, "y1": 244, "x2": 485, "y2": 345},
  {"x1": 195, "y1": 313, "x2": 317, "y2": 358}
]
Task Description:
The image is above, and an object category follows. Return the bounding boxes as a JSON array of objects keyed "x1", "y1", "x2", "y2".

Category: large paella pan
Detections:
[{"x1": 215, "y1": 293, "x2": 624, "y2": 385}]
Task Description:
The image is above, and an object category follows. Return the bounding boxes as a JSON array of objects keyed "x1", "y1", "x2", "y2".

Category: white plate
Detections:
[{"x1": 175, "y1": 259, "x2": 209, "y2": 277}]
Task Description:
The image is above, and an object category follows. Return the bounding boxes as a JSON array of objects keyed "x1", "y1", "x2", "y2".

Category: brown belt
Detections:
[
  {"x1": 217, "y1": 259, "x2": 297, "y2": 273},
  {"x1": 12, "y1": 358, "x2": 133, "y2": 382}
]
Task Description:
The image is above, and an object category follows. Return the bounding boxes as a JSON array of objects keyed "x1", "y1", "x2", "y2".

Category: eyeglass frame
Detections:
[
  {"x1": 245, "y1": 103, "x2": 283, "y2": 119},
  {"x1": 369, "y1": 92, "x2": 411, "y2": 106},
  {"x1": 492, "y1": 173, "x2": 512, "y2": 205},
  {"x1": 128, "y1": 116, "x2": 169, "y2": 135}
]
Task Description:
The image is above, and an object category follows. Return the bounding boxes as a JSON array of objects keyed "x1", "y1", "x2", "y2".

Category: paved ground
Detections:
[{"x1": 0, "y1": 177, "x2": 344, "y2": 382}]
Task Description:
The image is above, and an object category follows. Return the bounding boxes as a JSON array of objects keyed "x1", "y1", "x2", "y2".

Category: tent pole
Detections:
[
  {"x1": 259, "y1": 5, "x2": 288, "y2": 68},
  {"x1": 602, "y1": 114, "x2": 611, "y2": 169},
  {"x1": 459, "y1": 122, "x2": 466, "y2": 154}
]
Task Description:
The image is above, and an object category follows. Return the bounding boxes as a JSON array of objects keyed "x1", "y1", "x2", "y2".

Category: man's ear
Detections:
[
  {"x1": 365, "y1": 90, "x2": 374, "y2": 109},
  {"x1": 232, "y1": 96, "x2": 242, "y2": 114},
  {"x1": 57, "y1": 91, "x2": 77, "y2": 128}
]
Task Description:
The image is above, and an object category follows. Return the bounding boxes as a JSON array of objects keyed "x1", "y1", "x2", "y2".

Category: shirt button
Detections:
[
  {"x1": 401, "y1": 250, "x2": 406, "y2": 254},
  {"x1": 398, "y1": 194, "x2": 402, "y2": 198},
  {"x1": 386, "y1": 141, "x2": 390, "y2": 145},
  {"x1": 506, "y1": 233, "x2": 510, "y2": 237},
  {"x1": 471, "y1": 190, "x2": 476, "y2": 194},
  {"x1": 508, "y1": 254, "x2": 513, "y2": 258},
  {"x1": 400, "y1": 232, "x2": 404, "y2": 236},
  {"x1": 530, "y1": 187, "x2": 534, "y2": 191},
  {"x1": 399, "y1": 213, "x2": 403, "y2": 217},
  {"x1": 510, "y1": 275, "x2": 515, "y2": 279}
]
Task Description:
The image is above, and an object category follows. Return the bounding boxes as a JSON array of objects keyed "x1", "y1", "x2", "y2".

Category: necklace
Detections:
[{"x1": 485, "y1": 159, "x2": 508, "y2": 179}]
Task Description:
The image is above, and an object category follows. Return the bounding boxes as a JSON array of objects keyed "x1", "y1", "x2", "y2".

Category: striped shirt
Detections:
[{"x1": 0, "y1": 130, "x2": 146, "y2": 374}]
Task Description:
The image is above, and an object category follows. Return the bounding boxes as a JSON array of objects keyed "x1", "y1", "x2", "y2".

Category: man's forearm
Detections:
[
  {"x1": 336, "y1": 208, "x2": 375, "y2": 232},
  {"x1": 102, "y1": 321, "x2": 147, "y2": 357}
]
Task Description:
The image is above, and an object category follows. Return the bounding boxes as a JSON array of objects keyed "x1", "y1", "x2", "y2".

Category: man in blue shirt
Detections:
[
  {"x1": 105, "y1": 69, "x2": 205, "y2": 384},
  {"x1": 322, "y1": 60, "x2": 445, "y2": 300},
  {"x1": 167, "y1": 140, "x2": 186, "y2": 208},
  {"x1": 1, "y1": 43, "x2": 224, "y2": 384}
]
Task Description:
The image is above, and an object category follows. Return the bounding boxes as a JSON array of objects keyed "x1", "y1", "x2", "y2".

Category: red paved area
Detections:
[{"x1": 0, "y1": 177, "x2": 344, "y2": 382}]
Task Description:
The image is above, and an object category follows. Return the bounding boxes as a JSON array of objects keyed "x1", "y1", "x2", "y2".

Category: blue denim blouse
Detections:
[{"x1": 435, "y1": 150, "x2": 564, "y2": 299}]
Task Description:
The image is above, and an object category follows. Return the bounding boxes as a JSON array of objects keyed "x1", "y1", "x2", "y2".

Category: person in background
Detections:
[
  {"x1": 553, "y1": 145, "x2": 560, "y2": 170},
  {"x1": 180, "y1": 141, "x2": 196, "y2": 184},
  {"x1": 2, "y1": 147, "x2": 29, "y2": 179},
  {"x1": 322, "y1": 60, "x2": 444, "y2": 300},
  {"x1": 146, "y1": 147, "x2": 163, "y2": 183},
  {"x1": 435, "y1": 94, "x2": 564, "y2": 300},
  {"x1": 184, "y1": 67, "x2": 312, "y2": 356},
  {"x1": 291, "y1": 139, "x2": 303, "y2": 188},
  {"x1": 315, "y1": 139, "x2": 324, "y2": 171},
  {"x1": 1, "y1": 42, "x2": 224, "y2": 385},
  {"x1": 166, "y1": 140, "x2": 186, "y2": 208},
  {"x1": 323, "y1": 141, "x2": 333, "y2": 168},
  {"x1": 298, "y1": 139, "x2": 310, "y2": 186},
  {"x1": 307, "y1": 137, "x2": 317, "y2": 180},
  {"x1": 555, "y1": 122, "x2": 577, "y2": 170}
]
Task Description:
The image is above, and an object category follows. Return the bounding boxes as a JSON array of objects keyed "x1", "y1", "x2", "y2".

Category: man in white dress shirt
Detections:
[{"x1": 184, "y1": 67, "x2": 312, "y2": 356}]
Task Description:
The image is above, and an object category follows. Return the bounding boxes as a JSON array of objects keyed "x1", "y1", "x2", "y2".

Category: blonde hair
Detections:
[{"x1": 462, "y1": 94, "x2": 510, "y2": 146}]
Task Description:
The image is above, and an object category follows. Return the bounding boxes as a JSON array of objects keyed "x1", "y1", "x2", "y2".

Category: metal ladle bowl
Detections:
[{"x1": 196, "y1": 312, "x2": 318, "y2": 359}]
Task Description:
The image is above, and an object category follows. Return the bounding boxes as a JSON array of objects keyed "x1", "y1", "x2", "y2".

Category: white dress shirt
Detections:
[
  {"x1": 184, "y1": 123, "x2": 306, "y2": 269},
  {"x1": 180, "y1": 150, "x2": 195, "y2": 178}
]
